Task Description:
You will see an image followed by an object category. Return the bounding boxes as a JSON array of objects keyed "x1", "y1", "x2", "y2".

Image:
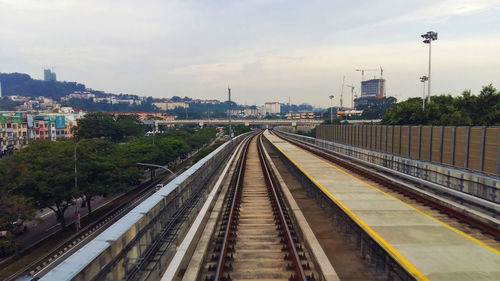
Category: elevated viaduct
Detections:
[{"x1": 35, "y1": 126, "x2": 499, "y2": 281}]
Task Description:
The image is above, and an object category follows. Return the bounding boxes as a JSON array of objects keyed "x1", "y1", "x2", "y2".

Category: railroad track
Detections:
[
  {"x1": 4, "y1": 175, "x2": 173, "y2": 281},
  {"x1": 3, "y1": 143, "x2": 205, "y2": 281},
  {"x1": 273, "y1": 131, "x2": 500, "y2": 245},
  {"x1": 203, "y1": 134, "x2": 316, "y2": 281}
]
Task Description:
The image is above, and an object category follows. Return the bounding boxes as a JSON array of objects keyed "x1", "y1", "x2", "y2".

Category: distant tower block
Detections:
[
  {"x1": 44, "y1": 69, "x2": 57, "y2": 81},
  {"x1": 0, "y1": 81, "x2": 2, "y2": 98}
]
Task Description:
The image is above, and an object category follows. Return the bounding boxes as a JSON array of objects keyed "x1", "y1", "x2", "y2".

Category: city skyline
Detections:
[{"x1": 1, "y1": 0, "x2": 499, "y2": 107}]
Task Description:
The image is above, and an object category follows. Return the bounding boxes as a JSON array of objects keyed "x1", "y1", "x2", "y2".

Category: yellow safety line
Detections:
[
  {"x1": 267, "y1": 133, "x2": 500, "y2": 256},
  {"x1": 264, "y1": 132, "x2": 429, "y2": 281}
]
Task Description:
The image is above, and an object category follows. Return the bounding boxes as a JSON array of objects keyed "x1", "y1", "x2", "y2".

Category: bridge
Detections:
[
  {"x1": 142, "y1": 118, "x2": 381, "y2": 129},
  {"x1": 143, "y1": 118, "x2": 322, "y2": 128},
  {"x1": 13, "y1": 126, "x2": 499, "y2": 281}
]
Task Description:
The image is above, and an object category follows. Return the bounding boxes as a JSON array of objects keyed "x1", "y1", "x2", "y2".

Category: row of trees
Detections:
[
  {"x1": 73, "y1": 112, "x2": 144, "y2": 141},
  {"x1": 64, "y1": 97, "x2": 157, "y2": 113},
  {"x1": 0, "y1": 113, "x2": 216, "y2": 256},
  {"x1": 224, "y1": 124, "x2": 252, "y2": 136},
  {"x1": 382, "y1": 85, "x2": 500, "y2": 126},
  {"x1": 358, "y1": 97, "x2": 397, "y2": 119},
  {"x1": 0, "y1": 73, "x2": 86, "y2": 100}
]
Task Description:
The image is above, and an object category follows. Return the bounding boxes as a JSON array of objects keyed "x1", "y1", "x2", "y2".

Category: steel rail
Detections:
[
  {"x1": 5, "y1": 145, "x2": 208, "y2": 280},
  {"x1": 4, "y1": 174, "x2": 171, "y2": 281},
  {"x1": 93, "y1": 134, "x2": 243, "y2": 281},
  {"x1": 214, "y1": 135, "x2": 252, "y2": 281},
  {"x1": 257, "y1": 134, "x2": 307, "y2": 281}
]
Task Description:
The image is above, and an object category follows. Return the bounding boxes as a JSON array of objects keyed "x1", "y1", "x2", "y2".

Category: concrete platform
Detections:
[{"x1": 264, "y1": 131, "x2": 500, "y2": 281}]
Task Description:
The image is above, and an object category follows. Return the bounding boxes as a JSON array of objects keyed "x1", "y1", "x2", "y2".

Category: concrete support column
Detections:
[
  {"x1": 497, "y1": 130, "x2": 500, "y2": 176},
  {"x1": 407, "y1": 126, "x2": 411, "y2": 157},
  {"x1": 398, "y1": 125, "x2": 402, "y2": 155},
  {"x1": 439, "y1": 126, "x2": 444, "y2": 163},
  {"x1": 479, "y1": 127, "x2": 486, "y2": 172},
  {"x1": 417, "y1": 126, "x2": 422, "y2": 160},
  {"x1": 464, "y1": 127, "x2": 470, "y2": 169},
  {"x1": 451, "y1": 127, "x2": 456, "y2": 166},
  {"x1": 428, "y1": 127, "x2": 433, "y2": 161}
]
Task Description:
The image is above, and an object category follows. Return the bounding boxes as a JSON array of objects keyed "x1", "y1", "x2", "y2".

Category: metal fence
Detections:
[
  {"x1": 40, "y1": 133, "x2": 251, "y2": 281},
  {"x1": 316, "y1": 125, "x2": 500, "y2": 176},
  {"x1": 275, "y1": 129, "x2": 500, "y2": 206}
]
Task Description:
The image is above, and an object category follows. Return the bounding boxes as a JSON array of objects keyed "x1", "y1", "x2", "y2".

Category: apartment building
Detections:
[{"x1": 0, "y1": 113, "x2": 76, "y2": 149}]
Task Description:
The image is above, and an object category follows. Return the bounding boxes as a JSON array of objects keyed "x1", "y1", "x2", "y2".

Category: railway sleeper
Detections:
[{"x1": 201, "y1": 135, "x2": 317, "y2": 281}]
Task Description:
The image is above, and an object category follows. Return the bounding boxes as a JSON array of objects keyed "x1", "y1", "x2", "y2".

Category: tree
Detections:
[
  {"x1": 0, "y1": 192, "x2": 36, "y2": 258},
  {"x1": 224, "y1": 124, "x2": 251, "y2": 136},
  {"x1": 0, "y1": 154, "x2": 37, "y2": 238},
  {"x1": 0, "y1": 97, "x2": 23, "y2": 111},
  {"x1": 116, "y1": 114, "x2": 144, "y2": 139},
  {"x1": 321, "y1": 110, "x2": 342, "y2": 124},
  {"x1": 75, "y1": 139, "x2": 128, "y2": 215},
  {"x1": 185, "y1": 127, "x2": 217, "y2": 148},
  {"x1": 475, "y1": 84, "x2": 500, "y2": 125},
  {"x1": 73, "y1": 112, "x2": 144, "y2": 142},
  {"x1": 1, "y1": 140, "x2": 76, "y2": 228},
  {"x1": 65, "y1": 98, "x2": 157, "y2": 112},
  {"x1": 0, "y1": 192, "x2": 36, "y2": 234},
  {"x1": 382, "y1": 97, "x2": 426, "y2": 125},
  {"x1": 73, "y1": 112, "x2": 119, "y2": 140},
  {"x1": 381, "y1": 85, "x2": 499, "y2": 126},
  {"x1": 118, "y1": 140, "x2": 163, "y2": 165},
  {"x1": 0, "y1": 72, "x2": 85, "y2": 100},
  {"x1": 155, "y1": 138, "x2": 190, "y2": 163},
  {"x1": 358, "y1": 97, "x2": 397, "y2": 120}
]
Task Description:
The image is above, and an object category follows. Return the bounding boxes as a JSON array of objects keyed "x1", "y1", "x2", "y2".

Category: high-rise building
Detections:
[
  {"x1": 0, "y1": 81, "x2": 2, "y2": 98},
  {"x1": 361, "y1": 78, "x2": 385, "y2": 99},
  {"x1": 44, "y1": 69, "x2": 57, "y2": 81},
  {"x1": 264, "y1": 102, "x2": 280, "y2": 115}
]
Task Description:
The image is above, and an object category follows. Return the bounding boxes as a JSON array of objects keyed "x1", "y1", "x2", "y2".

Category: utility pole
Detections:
[
  {"x1": 340, "y1": 76, "x2": 345, "y2": 108},
  {"x1": 74, "y1": 139, "x2": 82, "y2": 200},
  {"x1": 152, "y1": 121, "x2": 156, "y2": 145},
  {"x1": 346, "y1": 85, "x2": 355, "y2": 109},
  {"x1": 329, "y1": 95, "x2": 334, "y2": 124},
  {"x1": 74, "y1": 142, "x2": 77, "y2": 193},
  {"x1": 228, "y1": 87, "x2": 232, "y2": 140}
]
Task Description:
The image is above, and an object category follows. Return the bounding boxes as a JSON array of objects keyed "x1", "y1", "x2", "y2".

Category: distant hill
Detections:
[{"x1": 0, "y1": 72, "x2": 86, "y2": 100}]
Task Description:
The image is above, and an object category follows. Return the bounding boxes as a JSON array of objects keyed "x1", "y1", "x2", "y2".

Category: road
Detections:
[
  {"x1": 8, "y1": 168, "x2": 156, "y2": 256},
  {"x1": 16, "y1": 194, "x2": 122, "y2": 252}
]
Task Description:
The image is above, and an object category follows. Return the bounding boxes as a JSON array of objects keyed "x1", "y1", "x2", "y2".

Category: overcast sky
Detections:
[{"x1": 1, "y1": 0, "x2": 499, "y2": 107}]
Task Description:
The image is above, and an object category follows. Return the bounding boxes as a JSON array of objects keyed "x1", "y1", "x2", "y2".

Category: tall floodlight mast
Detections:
[
  {"x1": 420, "y1": 76, "x2": 428, "y2": 109},
  {"x1": 228, "y1": 87, "x2": 232, "y2": 140},
  {"x1": 421, "y1": 31, "x2": 438, "y2": 102}
]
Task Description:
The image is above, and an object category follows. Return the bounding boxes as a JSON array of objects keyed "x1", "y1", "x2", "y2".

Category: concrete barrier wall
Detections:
[
  {"x1": 41, "y1": 134, "x2": 250, "y2": 281},
  {"x1": 317, "y1": 125, "x2": 500, "y2": 177},
  {"x1": 280, "y1": 129, "x2": 500, "y2": 205}
]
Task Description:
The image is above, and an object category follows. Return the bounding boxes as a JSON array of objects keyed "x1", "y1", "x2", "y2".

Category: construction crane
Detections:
[
  {"x1": 345, "y1": 84, "x2": 355, "y2": 109},
  {"x1": 355, "y1": 66, "x2": 383, "y2": 81},
  {"x1": 340, "y1": 76, "x2": 345, "y2": 108}
]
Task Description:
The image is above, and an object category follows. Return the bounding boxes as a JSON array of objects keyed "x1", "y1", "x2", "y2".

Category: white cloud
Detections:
[
  {"x1": 393, "y1": 0, "x2": 500, "y2": 23},
  {"x1": 0, "y1": 0, "x2": 499, "y2": 106}
]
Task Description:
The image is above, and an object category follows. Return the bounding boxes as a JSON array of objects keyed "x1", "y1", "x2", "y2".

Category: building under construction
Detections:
[
  {"x1": 354, "y1": 67, "x2": 386, "y2": 109},
  {"x1": 361, "y1": 78, "x2": 385, "y2": 99}
]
